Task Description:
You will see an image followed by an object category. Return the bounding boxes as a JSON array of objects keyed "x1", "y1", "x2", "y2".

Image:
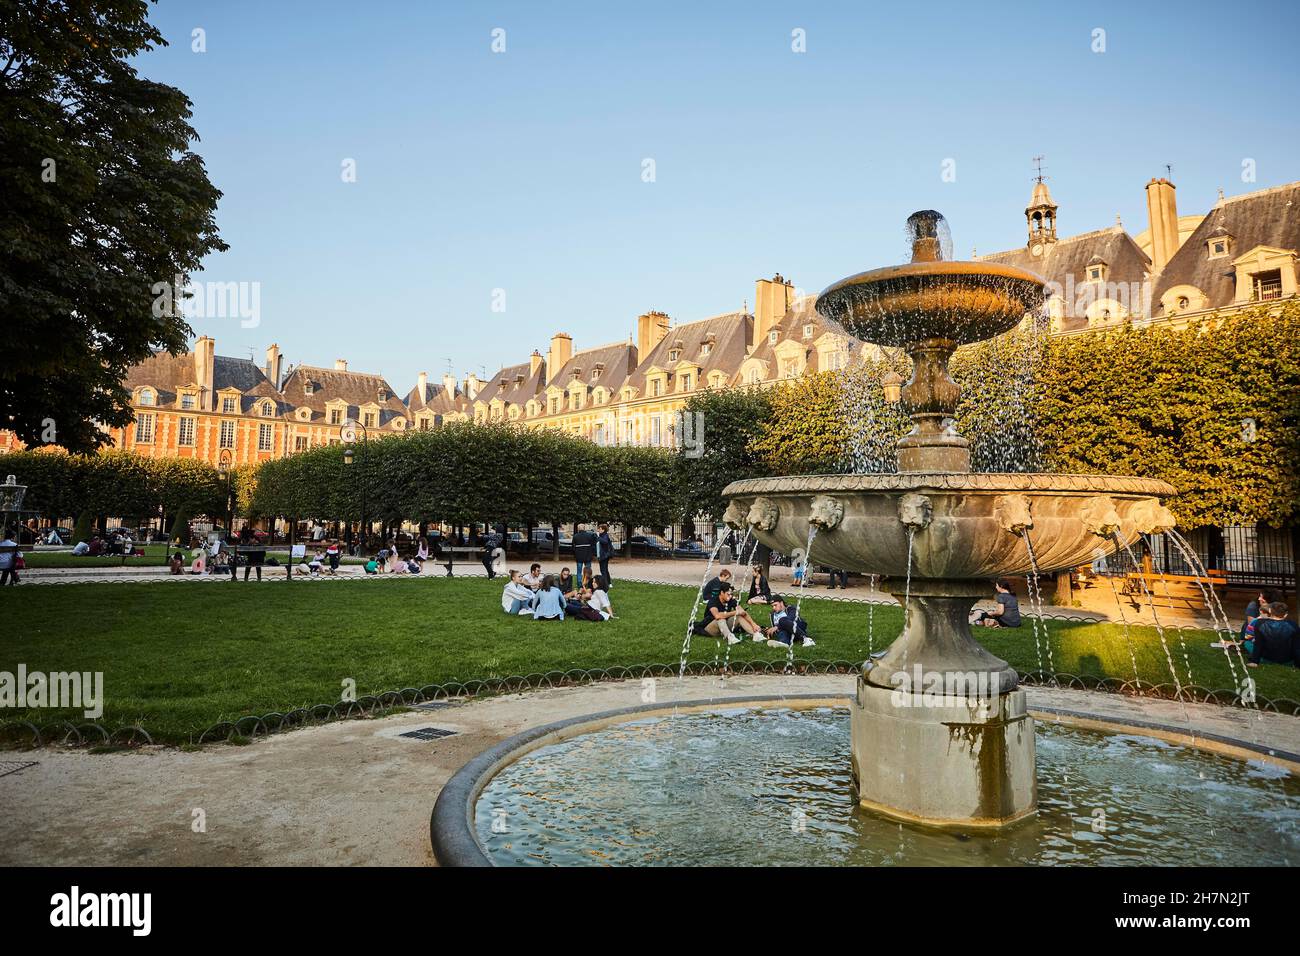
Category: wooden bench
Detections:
[{"x1": 1119, "y1": 570, "x2": 1228, "y2": 611}]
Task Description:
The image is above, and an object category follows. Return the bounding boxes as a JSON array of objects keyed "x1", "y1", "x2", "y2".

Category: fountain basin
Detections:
[
  {"x1": 722, "y1": 472, "x2": 1175, "y2": 580},
  {"x1": 434, "y1": 699, "x2": 1300, "y2": 866},
  {"x1": 816, "y1": 259, "x2": 1048, "y2": 346}
]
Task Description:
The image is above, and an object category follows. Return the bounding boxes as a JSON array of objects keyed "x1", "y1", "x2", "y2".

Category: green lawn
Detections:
[
  {"x1": 1, "y1": 577, "x2": 1293, "y2": 743},
  {"x1": 22, "y1": 543, "x2": 170, "y2": 568}
]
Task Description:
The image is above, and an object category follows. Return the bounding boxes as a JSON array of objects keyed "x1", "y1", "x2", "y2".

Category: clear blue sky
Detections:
[{"x1": 137, "y1": 0, "x2": 1299, "y2": 390}]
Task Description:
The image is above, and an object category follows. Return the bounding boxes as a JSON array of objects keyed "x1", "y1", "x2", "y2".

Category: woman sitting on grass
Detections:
[
  {"x1": 532, "y1": 575, "x2": 566, "y2": 621},
  {"x1": 745, "y1": 563, "x2": 771, "y2": 605},
  {"x1": 586, "y1": 575, "x2": 613, "y2": 620},
  {"x1": 501, "y1": 570, "x2": 536, "y2": 615}
]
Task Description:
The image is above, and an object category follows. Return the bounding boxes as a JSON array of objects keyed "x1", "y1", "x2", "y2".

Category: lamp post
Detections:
[
  {"x1": 341, "y1": 419, "x2": 368, "y2": 556},
  {"x1": 0, "y1": 473, "x2": 26, "y2": 542},
  {"x1": 218, "y1": 449, "x2": 234, "y2": 543}
]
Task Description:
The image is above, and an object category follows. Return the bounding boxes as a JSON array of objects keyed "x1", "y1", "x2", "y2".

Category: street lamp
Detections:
[
  {"x1": 341, "y1": 419, "x2": 368, "y2": 555},
  {"x1": 218, "y1": 448, "x2": 234, "y2": 543}
]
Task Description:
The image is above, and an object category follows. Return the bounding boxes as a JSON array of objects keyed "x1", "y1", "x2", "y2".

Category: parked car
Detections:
[
  {"x1": 674, "y1": 540, "x2": 709, "y2": 559},
  {"x1": 627, "y1": 534, "x2": 672, "y2": 558},
  {"x1": 530, "y1": 529, "x2": 573, "y2": 551}
]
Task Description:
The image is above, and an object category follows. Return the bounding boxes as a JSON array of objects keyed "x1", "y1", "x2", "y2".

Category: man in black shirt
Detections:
[
  {"x1": 974, "y1": 579, "x2": 1022, "y2": 628},
  {"x1": 698, "y1": 583, "x2": 763, "y2": 644},
  {"x1": 572, "y1": 523, "x2": 596, "y2": 583}
]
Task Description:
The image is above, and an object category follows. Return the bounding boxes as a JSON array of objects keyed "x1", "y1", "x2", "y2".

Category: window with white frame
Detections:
[
  {"x1": 177, "y1": 417, "x2": 195, "y2": 446},
  {"x1": 219, "y1": 420, "x2": 235, "y2": 448},
  {"x1": 258, "y1": 423, "x2": 273, "y2": 451},
  {"x1": 180, "y1": 392, "x2": 195, "y2": 410},
  {"x1": 363, "y1": 411, "x2": 376, "y2": 428},
  {"x1": 295, "y1": 436, "x2": 308, "y2": 451},
  {"x1": 134, "y1": 413, "x2": 154, "y2": 443},
  {"x1": 651, "y1": 416, "x2": 661, "y2": 446},
  {"x1": 222, "y1": 396, "x2": 237, "y2": 413},
  {"x1": 138, "y1": 388, "x2": 155, "y2": 406}
]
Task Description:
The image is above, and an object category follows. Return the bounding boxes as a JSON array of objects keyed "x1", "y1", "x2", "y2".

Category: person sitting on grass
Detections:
[
  {"x1": 765, "y1": 595, "x2": 816, "y2": 648},
  {"x1": 168, "y1": 551, "x2": 185, "y2": 575},
  {"x1": 745, "y1": 563, "x2": 772, "y2": 605},
  {"x1": 363, "y1": 557, "x2": 379, "y2": 575},
  {"x1": 522, "y1": 563, "x2": 543, "y2": 589},
  {"x1": 557, "y1": 567, "x2": 579, "y2": 598},
  {"x1": 501, "y1": 570, "x2": 536, "y2": 615},
  {"x1": 1246, "y1": 601, "x2": 1298, "y2": 668},
  {"x1": 702, "y1": 567, "x2": 735, "y2": 604},
  {"x1": 326, "y1": 541, "x2": 341, "y2": 575},
  {"x1": 973, "y1": 579, "x2": 1022, "y2": 628},
  {"x1": 1241, "y1": 589, "x2": 1280, "y2": 640},
  {"x1": 532, "y1": 575, "x2": 566, "y2": 621},
  {"x1": 586, "y1": 575, "x2": 614, "y2": 620},
  {"x1": 698, "y1": 582, "x2": 763, "y2": 645}
]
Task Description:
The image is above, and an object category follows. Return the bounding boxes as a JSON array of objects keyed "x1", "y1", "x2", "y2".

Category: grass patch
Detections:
[{"x1": 0, "y1": 577, "x2": 1293, "y2": 743}]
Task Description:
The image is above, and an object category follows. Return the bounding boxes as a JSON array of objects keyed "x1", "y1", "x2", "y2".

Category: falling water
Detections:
[
  {"x1": 1021, "y1": 533, "x2": 1055, "y2": 683},
  {"x1": 1144, "y1": 533, "x2": 1195, "y2": 688},
  {"x1": 679, "y1": 536, "x2": 729, "y2": 679},
  {"x1": 902, "y1": 529, "x2": 916, "y2": 635},
  {"x1": 866, "y1": 573, "x2": 878, "y2": 655},
  {"x1": 720, "y1": 527, "x2": 754, "y2": 675},
  {"x1": 1165, "y1": 529, "x2": 1251, "y2": 693},
  {"x1": 1101, "y1": 562, "x2": 1146, "y2": 689},
  {"x1": 786, "y1": 527, "x2": 818, "y2": 673},
  {"x1": 1114, "y1": 534, "x2": 1185, "y2": 703}
]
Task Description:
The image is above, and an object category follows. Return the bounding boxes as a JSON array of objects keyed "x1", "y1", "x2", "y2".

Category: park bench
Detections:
[{"x1": 1119, "y1": 569, "x2": 1228, "y2": 611}]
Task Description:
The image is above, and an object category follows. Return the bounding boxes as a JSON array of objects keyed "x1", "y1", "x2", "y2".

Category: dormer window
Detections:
[
  {"x1": 1086, "y1": 258, "x2": 1109, "y2": 283},
  {"x1": 303, "y1": 381, "x2": 315, "y2": 395},
  {"x1": 377, "y1": 388, "x2": 389, "y2": 402},
  {"x1": 260, "y1": 401, "x2": 274, "y2": 417},
  {"x1": 803, "y1": 323, "x2": 814, "y2": 339},
  {"x1": 222, "y1": 396, "x2": 237, "y2": 414},
  {"x1": 1252, "y1": 269, "x2": 1283, "y2": 301},
  {"x1": 296, "y1": 407, "x2": 312, "y2": 422},
  {"x1": 179, "y1": 391, "x2": 195, "y2": 410},
  {"x1": 768, "y1": 330, "x2": 779, "y2": 345},
  {"x1": 138, "y1": 388, "x2": 155, "y2": 406},
  {"x1": 1208, "y1": 237, "x2": 1231, "y2": 259},
  {"x1": 668, "y1": 348, "x2": 681, "y2": 363},
  {"x1": 699, "y1": 342, "x2": 712, "y2": 357}
]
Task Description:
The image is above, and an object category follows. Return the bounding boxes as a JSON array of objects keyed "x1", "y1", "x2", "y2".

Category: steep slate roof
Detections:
[
  {"x1": 473, "y1": 359, "x2": 547, "y2": 409},
  {"x1": 404, "y1": 380, "x2": 467, "y2": 417},
  {"x1": 279, "y1": 364, "x2": 409, "y2": 427},
  {"x1": 626, "y1": 311, "x2": 752, "y2": 396},
  {"x1": 979, "y1": 226, "x2": 1152, "y2": 331},
  {"x1": 124, "y1": 350, "x2": 282, "y2": 413},
  {"x1": 1152, "y1": 182, "x2": 1300, "y2": 315},
  {"x1": 544, "y1": 340, "x2": 638, "y2": 401},
  {"x1": 745, "y1": 298, "x2": 856, "y2": 380}
]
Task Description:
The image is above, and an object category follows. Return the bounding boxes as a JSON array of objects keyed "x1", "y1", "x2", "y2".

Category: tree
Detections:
[
  {"x1": 0, "y1": 0, "x2": 226, "y2": 451},
  {"x1": 675, "y1": 387, "x2": 774, "y2": 521}
]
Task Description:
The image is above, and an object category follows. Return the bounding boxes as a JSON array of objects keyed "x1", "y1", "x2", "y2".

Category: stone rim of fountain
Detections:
[
  {"x1": 428, "y1": 688, "x2": 1300, "y2": 866},
  {"x1": 724, "y1": 473, "x2": 1175, "y2": 496}
]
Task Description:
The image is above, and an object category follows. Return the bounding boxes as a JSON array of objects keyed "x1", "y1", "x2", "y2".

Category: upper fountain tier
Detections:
[{"x1": 815, "y1": 210, "x2": 1047, "y2": 348}]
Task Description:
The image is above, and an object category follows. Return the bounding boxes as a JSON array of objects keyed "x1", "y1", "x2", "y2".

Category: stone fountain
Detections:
[{"x1": 721, "y1": 211, "x2": 1176, "y2": 828}]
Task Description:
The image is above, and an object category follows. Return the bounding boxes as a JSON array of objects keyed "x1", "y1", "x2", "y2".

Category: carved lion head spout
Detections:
[
  {"x1": 1080, "y1": 496, "x2": 1123, "y2": 537},
  {"x1": 809, "y1": 495, "x2": 844, "y2": 531},
  {"x1": 722, "y1": 500, "x2": 748, "y2": 531},
  {"x1": 747, "y1": 497, "x2": 779, "y2": 533},
  {"x1": 1129, "y1": 499, "x2": 1177, "y2": 535},
  {"x1": 993, "y1": 494, "x2": 1033, "y2": 535},
  {"x1": 898, "y1": 493, "x2": 932, "y2": 531}
]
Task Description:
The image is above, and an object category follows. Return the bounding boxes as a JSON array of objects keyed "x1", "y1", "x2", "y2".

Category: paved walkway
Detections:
[{"x1": 1, "y1": 674, "x2": 1294, "y2": 866}]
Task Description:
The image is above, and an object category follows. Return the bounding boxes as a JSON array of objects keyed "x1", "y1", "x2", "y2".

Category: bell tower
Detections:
[{"x1": 1025, "y1": 156, "x2": 1057, "y2": 254}]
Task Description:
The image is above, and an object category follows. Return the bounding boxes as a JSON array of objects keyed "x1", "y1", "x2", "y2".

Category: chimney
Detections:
[
  {"x1": 193, "y1": 336, "x2": 216, "y2": 410},
  {"x1": 417, "y1": 371, "x2": 428, "y2": 405},
  {"x1": 264, "y1": 343, "x2": 282, "y2": 389},
  {"x1": 636, "y1": 311, "x2": 671, "y2": 360},
  {"x1": 334, "y1": 358, "x2": 348, "y2": 372},
  {"x1": 442, "y1": 372, "x2": 457, "y2": 396},
  {"x1": 753, "y1": 274, "x2": 793, "y2": 346},
  {"x1": 1145, "y1": 178, "x2": 1179, "y2": 273},
  {"x1": 464, "y1": 372, "x2": 481, "y2": 400},
  {"x1": 529, "y1": 349, "x2": 543, "y2": 377},
  {"x1": 546, "y1": 332, "x2": 573, "y2": 385}
]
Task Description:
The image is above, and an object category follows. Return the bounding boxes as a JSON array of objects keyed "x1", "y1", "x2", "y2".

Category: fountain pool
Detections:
[{"x1": 470, "y1": 706, "x2": 1299, "y2": 867}]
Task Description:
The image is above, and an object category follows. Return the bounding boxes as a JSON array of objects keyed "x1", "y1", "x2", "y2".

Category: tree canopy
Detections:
[{"x1": 0, "y1": 0, "x2": 225, "y2": 451}]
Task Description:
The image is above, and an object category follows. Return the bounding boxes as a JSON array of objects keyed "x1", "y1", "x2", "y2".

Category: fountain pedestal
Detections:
[{"x1": 851, "y1": 677, "x2": 1036, "y2": 828}]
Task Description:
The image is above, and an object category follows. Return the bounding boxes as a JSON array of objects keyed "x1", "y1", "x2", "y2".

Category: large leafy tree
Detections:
[{"x1": 0, "y1": 0, "x2": 225, "y2": 451}]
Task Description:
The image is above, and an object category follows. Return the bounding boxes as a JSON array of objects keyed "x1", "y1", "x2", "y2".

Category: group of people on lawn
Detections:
[
  {"x1": 1239, "y1": 590, "x2": 1299, "y2": 668},
  {"x1": 694, "y1": 566, "x2": 816, "y2": 648},
  {"x1": 500, "y1": 563, "x2": 614, "y2": 621}
]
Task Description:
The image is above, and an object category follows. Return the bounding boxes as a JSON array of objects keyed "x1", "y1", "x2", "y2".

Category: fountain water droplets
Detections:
[
  {"x1": 1021, "y1": 533, "x2": 1055, "y2": 683},
  {"x1": 1114, "y1": 534, "x2": 1187, "y2": 711},
  {"x1": 787, "y1": 526, "x2": 819, "y2": 672},
  {"x1": 679, "y1": 536, "x2": 728, "y2": 679}
]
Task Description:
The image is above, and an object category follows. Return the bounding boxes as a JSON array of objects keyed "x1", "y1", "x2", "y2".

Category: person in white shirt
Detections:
[
  {"x1": 0, "y1": 530, "x2": 18, "y2": 586},
  {"x1": 586, "y1": 575, "x2": 613, "y2": 620},
  {"x1": 501, "y1": 571, "x2": 537, "y2": 615},
  {"x1": 521, "y1": 563, "x2": 543, "y2": 590}
]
